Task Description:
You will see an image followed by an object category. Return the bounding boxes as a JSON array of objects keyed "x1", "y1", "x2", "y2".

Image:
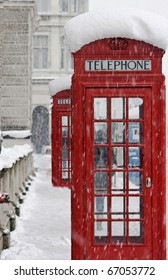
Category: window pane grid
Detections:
[
  {"x1": 94, "y1": 96, "x2": 145, "y2": 245},
  {"x1": 61, "y1": 115, "x2": 71, "y2": 181}
]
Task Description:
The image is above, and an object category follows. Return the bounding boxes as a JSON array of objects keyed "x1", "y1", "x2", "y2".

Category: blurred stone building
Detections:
[
  {"x1": 0, "y1": 0, "x2": 89, "y2": 151},
  {"x1": 0, "y1": 0, "x2": 36, "y2": 147},
  {"x1": 32, "y1": 0, "x2": 89, "y2": 153}
]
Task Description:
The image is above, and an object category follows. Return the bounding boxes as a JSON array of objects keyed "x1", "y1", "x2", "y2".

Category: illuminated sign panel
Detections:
[{"x1": 85, "y1": 60, "x2": 152, "y2": 71}]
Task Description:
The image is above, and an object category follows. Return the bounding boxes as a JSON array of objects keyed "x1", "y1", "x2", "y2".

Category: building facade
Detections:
[
  {"x1": 0, "y1": 0, "x2": 36, "y2": 147},
  {"x1": 32, "y1": 0, "x2": 89, "y2": 152}
]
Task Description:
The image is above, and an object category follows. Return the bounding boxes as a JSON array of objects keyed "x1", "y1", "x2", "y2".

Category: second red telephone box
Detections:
[{"x1": 52, "y1": 89, "x2": 71, "y2": 188}]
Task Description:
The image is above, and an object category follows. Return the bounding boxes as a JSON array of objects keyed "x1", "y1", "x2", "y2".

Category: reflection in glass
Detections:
[
  {"x1": 129, "y1": 122, "x2": 143, "y2": 143},
  {"x1": 94, "y1": 196, "x2": 108, "y2": 213},
  {"x1": 129, "y1": 172, "x2": 143, "y2": 192},
  {"x1": 111, "y1": 98, "x2": 126, "y2": 119},
  {"x1": 94, "y1": 147, "x2": 108, "y2": 168},
  {"x1": 128, "y1": 98, "x2": 144, "y2": 119},
  {"x1": 112, "y1": 147, "x2": 125, "y2": 168},
  {"x1": 129, "y1": 147, "x2": 144, "y2": 168},
  {"x1": 112, "y1": 122, "x2": 125, "y2": 143},
  {"x1": 62, "y1": 160, "x2": 68, "y2": 169},
  {"x1": 94, "y1": 123, "x2": 107, "y2": 143},
  {"x1": 62, "y1": 150, "x2": 68, "y2": 160},
  {"x1": 94, "y1": 98, "x2": 107, "y2": 119},
  {"x1": 111, "y1": 172, "x2": 126, "y2": 193},
  {"x1": 94, "y1": 172, "x2": 108, "y2": 194}
]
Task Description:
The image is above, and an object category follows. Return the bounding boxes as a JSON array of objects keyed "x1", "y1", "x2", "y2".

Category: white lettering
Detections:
[
  {"x1": 85, "y1": 60, "x2": 152, "y2": 71},
  {"x1": 58, "y1": 99, "x2": 71, "y2": 105}
]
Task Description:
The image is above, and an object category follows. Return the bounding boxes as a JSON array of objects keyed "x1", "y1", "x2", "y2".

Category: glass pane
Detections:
[
  {"x1": 94, "y1": 196, "x2": 108, "y2": 213},
  {"x1": 111, "y1": 98, "x2": 126, "y2": 119},
  {"x1": 128, "y1": 98, "x2": 144, "y2": 119},
  {"x1": 62, "y1": 171, "x2": 68, "y2": 179},
  {"x1": 129, "y1": 221, "x2": 144, "y2": 244},
  {"x1": 129, "y1": 122, "x2": 143, "y2": 143},
  {"x1": 111, "y1": 196, "x2": 126, "y2": 214},
  {"x1": 112, "y1": 147, "x2": 125, "y2": 168},
  {"x1": 62, "y1": 150, "x2": 68, "y2": 160},
  {"x1": 112, "y1": 122, "x2": 126, "y2": 143},
  {"x1": 112, "y1": 221, "x2": 126, "y2": 244},
  {"x1": 62, "y1": 116, "x2": 68, "y2": 126},
  {"x1": 128, "y1": 197, "x2": 143, "y2": 217},
  {"x1": 62, "y1": 127, "x2": 68, "y2": 136},
  {"x1": 94, "y1": 123, "x2": 107, "y2": 143},
  {"x1": 94, "y1": 98, "x2": 107, "y2": 120},
  {"x1": 61, "y1": 0, "x2": 68, "y2": 12},
  {"x1": 94, "y1": 172, "x2": 108, "y2": 194},
  {"x1": 94, "y1": 221, "x2": 108, "y2": 243},
  {"x1": 94, "y1": 147, "x2": 108, "y2": 168},
  {"x1": 62, "y1": 161, "x2": 68, "y2": 169},
  {"x1": 112, "y1": 172, "x2": 126, "y2": 193},
  {"x1": 129, "y1": 172, "x2": 144, "y2": 193},
  {"x1": 129, "y1": 147, "x2": 144, "y2": 168}
]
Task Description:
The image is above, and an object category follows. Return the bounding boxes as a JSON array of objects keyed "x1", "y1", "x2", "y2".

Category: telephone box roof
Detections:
[{"x1": 64, "y1": 8, "x2": 168, "y2": 53}]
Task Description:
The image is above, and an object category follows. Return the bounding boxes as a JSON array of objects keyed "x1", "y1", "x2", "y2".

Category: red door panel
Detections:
[{"x1": 85, "y1": 87, "x2": 152, "y2": 260}]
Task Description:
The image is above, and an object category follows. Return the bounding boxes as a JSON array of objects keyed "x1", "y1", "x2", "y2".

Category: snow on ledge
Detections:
[
  {"x1": 2, "y1": 130, "x2": 31, "y2": 139},
  {"x1": 64, "y1": 8, "x2": 168, "y2": 53},
  {"x1": 49, "y1": 76, "x2": 72, "y2": 96},
  {"x1": 0, "y1": 144, "x2": 33, "y2": 171}
]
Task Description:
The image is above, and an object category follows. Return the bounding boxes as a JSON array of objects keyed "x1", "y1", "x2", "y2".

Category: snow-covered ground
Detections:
[
  {"x1": 0, "y1": 152, "x2": 167, "y2": 260},
  {"x1": 0, "y1": 154, "x2": 71, "y2": 260}
]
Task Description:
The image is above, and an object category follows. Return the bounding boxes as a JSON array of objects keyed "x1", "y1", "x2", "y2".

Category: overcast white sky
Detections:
[{"x1": 89, "y1": 0, "x2": 168, "y2": 19}]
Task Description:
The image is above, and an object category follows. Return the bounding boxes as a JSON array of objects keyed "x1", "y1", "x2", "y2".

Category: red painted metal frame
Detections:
[
  {"x1": 71, "y1": 38, "x2": 166, "y2": 259},
  {"x1": 52, "y1": 90, "x2": 71, "y2": 188}
]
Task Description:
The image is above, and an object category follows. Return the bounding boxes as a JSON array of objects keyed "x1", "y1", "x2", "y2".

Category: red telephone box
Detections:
[
  {"x1": 52, "y1": 89, "x2": 71, "y2": 188},
  {"x1": 71, "y1": 38, "x2": 166, "y2": 259}
]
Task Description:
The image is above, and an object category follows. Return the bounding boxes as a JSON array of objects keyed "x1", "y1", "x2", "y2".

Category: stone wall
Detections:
[
  {"x1": 0, "y1": 147, "x2": 35, "y2": 253},
  {"x1": 0, "y1": 0, "x2": 36, "y2": 131}
]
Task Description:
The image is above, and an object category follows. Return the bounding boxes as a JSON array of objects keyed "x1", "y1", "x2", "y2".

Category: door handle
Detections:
[{"x1": 146, "y1": 177, "x2": 152, "y2": 188}]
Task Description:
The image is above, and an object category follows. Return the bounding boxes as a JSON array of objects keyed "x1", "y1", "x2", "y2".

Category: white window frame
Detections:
[
  {"x1": 59, "y1": 0, "x2": 77, "y2": 13},
  {"x1": 33, "y1": 35, "x2": 49, "y2": 70}
]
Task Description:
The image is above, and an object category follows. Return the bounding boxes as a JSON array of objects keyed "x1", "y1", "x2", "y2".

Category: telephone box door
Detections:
[
  {"x1": 58, "y1": 112, "x2": 71, "y2": 185},
  {"x1": 85, "y1": 87, "x2": 152, "y2": 259}
]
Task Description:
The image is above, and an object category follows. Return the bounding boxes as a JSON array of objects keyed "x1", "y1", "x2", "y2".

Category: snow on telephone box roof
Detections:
[
  {"x1": 49, "y1": 76, "x2": 72, "y2": 96},
  {"x1": 64, "y1": 8, "x2": 168, "y2": 53}
]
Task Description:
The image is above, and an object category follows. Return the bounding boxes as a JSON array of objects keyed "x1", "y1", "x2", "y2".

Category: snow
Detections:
[
  {"x1": 1, "y1": 130, "x2": 31, "y2": 139},
  {"x1": 0, "y1": 153, "x2": 167, "y2": 260},
  {"x1": 0, "y1": 144, "x2": 33, "y2": 171},
  {"x1": 0, "y1": 154, "x2": 71, "y2": 260},
  {"x1": 49, "y1": 76, "x2": 72, "y2": 96},
  {"x1": 64, "y1": 8, "x2": 168, "y2": 52}
]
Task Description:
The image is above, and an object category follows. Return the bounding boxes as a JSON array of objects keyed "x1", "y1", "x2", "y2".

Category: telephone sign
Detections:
[{"x1": 85, "y1": 60, "x2": 152, "y2": 71}]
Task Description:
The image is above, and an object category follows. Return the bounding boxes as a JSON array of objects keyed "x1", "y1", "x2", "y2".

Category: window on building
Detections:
[
  {"x1": 60, "y1": 0, "x2": 77, "y2": 13},
  {"x1": 71, "y1": 0, "x2": 77, "y2": 12},
  {"x1": 60, "y1": 0, "x2": 68, "y2": 12},
  {"x1": 60, "y1": 36, "x2": 65, "y2": 69},
  {"x1": 37, "y1": 0, "x2": 50, "y2": 13},
  {"x1": 69, "y1": 54, "x2": 74, "y2": 70},
  {"x1": 33, "y1": 35, "x2": 48, "y2": 69}
]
